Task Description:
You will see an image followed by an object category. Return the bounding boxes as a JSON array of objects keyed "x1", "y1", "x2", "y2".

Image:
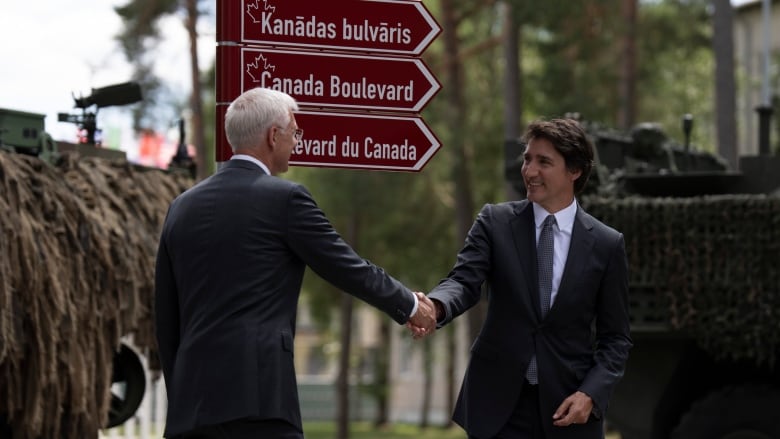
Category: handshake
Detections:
[{"x1": 406, "y1": 292, "x2": 440, "y2": 339}]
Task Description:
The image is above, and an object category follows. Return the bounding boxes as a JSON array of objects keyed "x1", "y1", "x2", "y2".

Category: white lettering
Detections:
[
  {"x1": 342, "y1": 19, "x2": 412, "y2": 45},
  {"x1": 295, "y1": 135, "x2": 337, "y2": 157},
  {"x1": 260, "y1": 14, "x2": 337, "y2": 39},
  {"x1": 330, "y1": 76, "x2": 413, "y2": 102},
  {"x1": 363, "y1": 137, "x2": 417, "y2": 160},
  {"x1": 340, "y1": 136, "x2": 359, "y2": 158},
  {"x1": 261, "y1": 73, "x2": 324, "y2": 97}
]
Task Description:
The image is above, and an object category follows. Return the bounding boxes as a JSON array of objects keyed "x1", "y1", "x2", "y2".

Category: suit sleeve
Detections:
[
  {"x1": 154, "y1": 223, "x2": 180, "y2": 394},
  {"x1": 285, "y1": 184, "x2": 416, "y2": 325},
  {"x1": 428, "y1": 204, "x2": 494, "y2": 327},
  {"x1": 579, "y1": 232, "x2": 632, "y2": 417}
]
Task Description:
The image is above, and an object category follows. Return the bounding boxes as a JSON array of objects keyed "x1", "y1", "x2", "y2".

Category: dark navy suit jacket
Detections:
[
  {"x1": 154, "y1": 159, "x2": 415, "y2": 437},
  {"x1": 429, "y1": 200, "x2": 632, "y2": 439}
]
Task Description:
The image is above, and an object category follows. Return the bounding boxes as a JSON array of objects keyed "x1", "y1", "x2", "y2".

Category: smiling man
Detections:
[{"x1": 425, "y1": 118, "x2": 632, "y2": 439}]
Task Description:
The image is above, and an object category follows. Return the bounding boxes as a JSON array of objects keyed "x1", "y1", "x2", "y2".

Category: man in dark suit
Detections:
[
  {"x1": 427, "y1": 118, "x2": 632, "y2": 439},
  {"x1": 154, "y1": 87, "x2": 436, "y2": 439}
]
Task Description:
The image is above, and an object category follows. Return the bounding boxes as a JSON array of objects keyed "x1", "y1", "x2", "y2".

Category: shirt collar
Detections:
[
  {"x1": 532, "y1": 198, "x2": 577, "y2": 233},
  {"x1": 230, "y1": 154, "x2": 271, "y2": 175}
]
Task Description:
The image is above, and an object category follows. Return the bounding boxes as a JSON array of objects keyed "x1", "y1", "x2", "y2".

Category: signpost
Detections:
[
  {"x1": 290, "y1": 111, "x2": 440, "y2": 171},
  {"x1": 216, "y1": 0, "x2": 442, "y2": 171},
  {"x1": 218, "y1": 0, "x2": 440, "y2": 56},
  {"x1": 217, "y1": 46, "x2": 440, "y2": 112}
]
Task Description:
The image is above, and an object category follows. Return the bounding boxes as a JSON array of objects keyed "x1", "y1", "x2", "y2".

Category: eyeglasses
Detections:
[
  {"x1": 293, "y1": 128, "x2": 304, "y2": 143},
  {"x1": 274, "y1": 125, "x2": 304, "y2": 143}
]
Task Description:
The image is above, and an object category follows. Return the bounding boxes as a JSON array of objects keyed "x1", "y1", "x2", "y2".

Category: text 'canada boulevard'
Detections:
[{"x1": 255, "y1": 73, "x2": 415, "y2": 102}]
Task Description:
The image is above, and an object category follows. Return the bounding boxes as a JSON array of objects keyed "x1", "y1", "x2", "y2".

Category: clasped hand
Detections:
[{"x1": 406, "y1": 292, "x2": 436, "y2": 339}]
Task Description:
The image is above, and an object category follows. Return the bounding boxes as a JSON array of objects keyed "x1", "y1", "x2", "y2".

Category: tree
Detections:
[
  {"x1": 291, "y1": 164, "x2": 454, "y2": 435},
  {"x1": 184, "y1": 0, "x2": 208, "y2": 178},
  {"x1": 712, "y1": 0, "x2": 738, "y2": 168},
  {"x1": 503, "y1": 1, "x2": 523, "y2": 201},
  {"x1": 114, "y1": 0, "x2": 212, "y2": 177},
  {"x1": 618, "y1": 0, "x2": 639, "y2": 130}
]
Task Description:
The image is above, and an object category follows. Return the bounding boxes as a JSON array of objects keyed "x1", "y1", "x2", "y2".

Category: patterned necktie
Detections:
[
  {"x1": 538, "y1": 215, "x2": 556, "y2": 316},
  {"x1": 526, "y1": 214, "x2": 556, "y2": 385}
]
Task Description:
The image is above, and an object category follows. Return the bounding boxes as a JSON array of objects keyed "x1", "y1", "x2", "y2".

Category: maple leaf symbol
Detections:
[
  {"x1": 247, "y1": 54, "x2": 275, "y2": 82},
  {"x1": 246, "y1": 0, "x2": 275, "y2": 23}
]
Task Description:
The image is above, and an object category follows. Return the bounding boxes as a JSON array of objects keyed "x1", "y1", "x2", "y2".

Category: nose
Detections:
[{"x1": 522, "y1": 160, "x2": 537, "y2": 177}]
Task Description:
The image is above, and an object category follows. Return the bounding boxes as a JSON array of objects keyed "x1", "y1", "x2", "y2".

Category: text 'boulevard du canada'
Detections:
[{"x1": 293, "y1": 135, "x2": 418, "y2": 161}]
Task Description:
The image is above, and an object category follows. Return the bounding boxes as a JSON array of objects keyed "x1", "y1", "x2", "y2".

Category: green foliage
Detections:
[
  {"x1": 200, "y1": 61, "x2": 217, "y2": 175},
  {"x1": 505, "y1": 0, "x2": 715, "y2": 149},
  {"x1": 303, "y1": 422, "x2": 467, "y2": 439},
  {"x1": 636, "y1": 0, "x2": 715, "y2": 148},
  {"x1": 114, "y1": 0, "x2": 181, "y2": 131},
  {"x1": 303, "y1": 422, "x2": 621, "y2": 439},
  {"x1": 114, "y1": 0, "x2": 179, "y2": 57},
  {"x1": 115, "y1": 0, "x2": 215, "y2": 137},
  {"x1": 422, "y1": 1, "x2": 509, "y2": 208},
  {"x1": 517, "y1": 0, "x2": 624, "y2": 122},
  {"x1": 288, "y1": 166, "x2": 456, "y2": 330}
]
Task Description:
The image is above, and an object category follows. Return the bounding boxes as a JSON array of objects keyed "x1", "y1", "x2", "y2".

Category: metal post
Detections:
[
  {"x1": 682, "y1": 114, "x2": 693, "y2": 171},
  {"x1": 756, "y1": 105, "x2": 773, "y2": 155},
  {"x1": 757, "y1": 0, "x2": 773, "y2": 155}
]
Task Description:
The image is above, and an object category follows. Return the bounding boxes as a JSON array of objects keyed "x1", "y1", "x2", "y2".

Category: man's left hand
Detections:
[{"x1": 552, "y1": 391, "x2": 593, "y2": 427}]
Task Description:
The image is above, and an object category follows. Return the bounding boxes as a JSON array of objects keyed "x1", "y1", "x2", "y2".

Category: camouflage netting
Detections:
[
  {"x1": 582, "y1": 195, "x2": 780, "y2": 368},
  {"x1": 0, "y1": 150, "x2": 193, "y2": 439}
]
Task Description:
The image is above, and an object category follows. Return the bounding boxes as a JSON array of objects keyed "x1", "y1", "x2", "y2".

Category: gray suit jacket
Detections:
[
  {"x1": 154, "y1": 159, "x2": 415, "y2": 436},
  {"x1": 429, "y1": 200, "x2": 632, "y2": 439}
]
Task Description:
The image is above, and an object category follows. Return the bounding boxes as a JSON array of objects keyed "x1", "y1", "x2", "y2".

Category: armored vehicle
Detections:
[{"x1": 1, "y1": 82, "x2": 192, "y2": 439}]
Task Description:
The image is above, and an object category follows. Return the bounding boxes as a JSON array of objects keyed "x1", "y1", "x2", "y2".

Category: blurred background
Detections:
[{"x1": 2, "y1": 1, "x2": 779, "y2": 439}]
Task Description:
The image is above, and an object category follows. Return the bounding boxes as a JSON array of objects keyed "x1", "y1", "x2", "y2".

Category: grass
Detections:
[
  {"x1": 304, "y1": 422, "x2": 621, "y2": 439},
  {"x1": 99, "y1": 421, "x2": 620, "y2": 438},
  {"x1": 304, "y1": 422, "x2": 467, "y2": 439}
]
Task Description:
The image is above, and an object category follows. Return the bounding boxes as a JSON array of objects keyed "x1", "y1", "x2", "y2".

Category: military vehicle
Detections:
[
  {"x1": 0, "y1": 82, "x2": 194, "y2": 438},
  {"x1": 507, "y1": 115, "x2": 780, "y2": 439}
]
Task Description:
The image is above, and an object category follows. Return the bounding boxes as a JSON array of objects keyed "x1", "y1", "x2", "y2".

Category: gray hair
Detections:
[{"x1": 225, "y1": 87, "x2": 299, "y2": 152}]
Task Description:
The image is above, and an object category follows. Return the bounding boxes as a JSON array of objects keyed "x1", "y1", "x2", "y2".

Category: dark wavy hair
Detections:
[{"x1": 521, "y1": 118, "x2": 594, "y2": 194}]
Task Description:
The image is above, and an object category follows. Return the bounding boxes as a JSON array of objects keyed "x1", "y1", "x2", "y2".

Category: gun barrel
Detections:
[{"x1": 75, "y1": 82, "x2": 142, "y2": 109}]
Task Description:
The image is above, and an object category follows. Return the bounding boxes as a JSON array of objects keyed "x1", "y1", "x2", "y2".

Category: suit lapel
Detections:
[
  {"x1": 554, "y1": 206, "x2": 595, "y2": 311},
  {"x1": 510, "y1": 201, "x2": 541, "y2": 321}
]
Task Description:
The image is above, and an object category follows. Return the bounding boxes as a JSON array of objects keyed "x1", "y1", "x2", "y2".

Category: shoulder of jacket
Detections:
[
  {"x1": 483, "y1": 199, "x2": 529, "y2": 215},
  {"x1": 246, "y1": 174, "x2": 303, "y2": 193},
  {"x1": 579, "y1": 208, "x2": 622, "y2": 240}
]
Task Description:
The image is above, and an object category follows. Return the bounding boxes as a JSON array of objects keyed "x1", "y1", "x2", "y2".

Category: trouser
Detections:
[{"x1": 470, "y1": 379, "x2": 544, "y2": 439}]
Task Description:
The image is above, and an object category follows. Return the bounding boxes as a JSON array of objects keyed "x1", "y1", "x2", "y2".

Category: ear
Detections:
[
  {"x1": 568, "y1": 168, "x2": 582, "y2": 182},
  {"x1": 267, "y1": 126, "x2": 278, "y2": 150}
]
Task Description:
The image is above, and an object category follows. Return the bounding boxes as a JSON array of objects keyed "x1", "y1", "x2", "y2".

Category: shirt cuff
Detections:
[{"x1": 409, "y1": 292, "x2": 419, "y2": 320}]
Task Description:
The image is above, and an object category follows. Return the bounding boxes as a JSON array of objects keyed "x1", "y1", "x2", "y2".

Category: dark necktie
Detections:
[{"x1": 526, "y1": 214, "x2": 556, "y2": 385}]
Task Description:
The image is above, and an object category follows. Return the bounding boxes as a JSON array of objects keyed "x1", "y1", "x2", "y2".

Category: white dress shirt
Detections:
[
  {"x1": 231, "y1": 154, "x2": 271, "y2": 175},
  {"x1": 532, "y1": 199, "x2": 577, "y2": 307}
]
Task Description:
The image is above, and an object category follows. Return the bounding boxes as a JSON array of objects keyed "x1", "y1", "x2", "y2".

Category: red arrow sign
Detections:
[
  {"x1": 289, "y1": 111, "x2": 440, "y2": 172},
  {"x1": 218, "y1": 46, "x2": 440, "y2": 112},
  {"x1": 218, "y1": 0, "x2": 441, "y2": 56}
]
